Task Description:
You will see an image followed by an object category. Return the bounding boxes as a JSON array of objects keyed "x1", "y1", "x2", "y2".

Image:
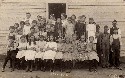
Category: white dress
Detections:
[
  {"x1": 86, "y1": 24, "x2": 96, "y2": 42},
  {"x1": 24, "y1": 42, "x2": 36, "y2": 60},
  {"x1": 43, "y1": 42, "x2": 57, "y2": 60},
  {"x1": 16, "y1": 42, "x2": 27, "y2": 59},
  {"x1": 55, "y1": 43, "x2": 64, "y2": 59},
  {"x1": 35, "y1": 41, "x2": 46, "y2": 59},
  {"x1": 23, "y1": 25, "x2": 31, "y2": 35}
]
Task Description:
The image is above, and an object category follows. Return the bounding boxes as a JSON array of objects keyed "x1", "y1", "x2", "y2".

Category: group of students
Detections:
[{"x1": 1, "y1": 12, "x2": 122, "y2": 73}]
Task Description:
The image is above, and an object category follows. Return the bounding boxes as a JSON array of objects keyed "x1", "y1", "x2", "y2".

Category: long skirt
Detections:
[
  {"x1": 55, "y1": 52, "x2": 63, "y2": 59},
  {"x1": 88, "y1": 51, "x2": 99, "y2": 62},
  {"x1": 16, "y1": 50, "x2": 25, "y2": 59},
  {"x1": 34, "y1": 52, "x2": 44, "y2": 59},
  {"x1": 63, "y1": 52, "x2": 72, "y2": 61},
  {"x1": 43, "y1": 50, "x2": 56, "y2": 60},
  {"x1": 24, "y1": 50, "x2": 36, "y2": 60}
]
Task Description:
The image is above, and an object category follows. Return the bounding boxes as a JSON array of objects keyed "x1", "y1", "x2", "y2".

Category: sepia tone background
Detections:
[{"x1": 0, "y1": 0, "x2": 125, "y2": 55}]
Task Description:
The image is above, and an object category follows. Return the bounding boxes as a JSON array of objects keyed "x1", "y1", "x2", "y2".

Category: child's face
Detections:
[
  {"x1": 50, "y1": 36, "x2": 54, "y2": 41},
  {"x1": 26, "y1": 14, "x2": 31, "y2": 19},
  {"x1": 89, "y1": 37, "x2": 94, "y2": 42},
  {"x1": 14, "y1": 24, "x2": 19, "y2": 29},
  {"x1": 68, "y1": 20, "x2": 72, "y2": 23},
  {"x1": 89, "y1": 19, "x2": 94, "y2": 24},
  {"x1": 81, "y1": 36, "x2": 85, "y2": 42},
  {"x1": 25, "y1": 22, "x2": 30, "y2": 26},
  {"x1": 72, "y1": 35, "x2": 77, "y2": 40},
  {"x1": 40, "y1": 37, "x2": 44, "y2": 41},
  {"x1": 30, "y1": 36, "x2": 35, "y2": 41},
  {"x1": 18, "y1": 31, "x2": 22, "y2": 35},
  {"x1": 104, "y1": 27, "x2": 108, "y2": 33},
  {"x1": 71, "y1": 16, "x2": 76, "y2": 20},
  {"x1": 58, "y1": 38, "x2": 62, "y2": 43},
  {"x1": 57, "y1": 18, "x2": 61, "y2": 23},
  {"x1": 10, "y1": 28, "x2": 15, "y2": 33},
  {"x1": 81, "y1": 17, "x2": 86, "y2": 22},
  {"x1": 30, "y1": 29, "x2": 35, "y2": 33},
  {"x1": 32, "y1": 22, "x2": 37, "y2": 26},
  {"x1": 66, "y1": 38, "x2": 70, "y2": 44},
  {"x1": 61, "y1": 15, "x2": 66, "y2": 20},
  {"x1": 9, "y1": 39, "x2": 14, "y2": 43},
  {"x1": 21, "y1": 37, "x2": 26, "y2": 43}
]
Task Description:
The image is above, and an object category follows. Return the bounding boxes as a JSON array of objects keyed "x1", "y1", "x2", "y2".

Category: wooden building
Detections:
[{"x1": 0, "y1": 0, "x2": 125, "y2": 55}]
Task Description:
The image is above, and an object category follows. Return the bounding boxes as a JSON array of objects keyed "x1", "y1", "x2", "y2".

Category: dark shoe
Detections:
[
  {"x1": 25, "y1": 66, "x2": 29, "y2": 72},
  {"x1": 11, "y1": 68, "x2": 14, "y2": 72},
  {"x1": 116, "y1": 67, "x2": 122, "y2": 70},
  {"x1": 30, "y1": 68, "x2": 33, "y2": 72},
  {"x1": 2, "y1": 68, "x2": 5, "y2": 72}
]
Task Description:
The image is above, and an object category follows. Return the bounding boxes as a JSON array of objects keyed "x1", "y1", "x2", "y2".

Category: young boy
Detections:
[
  {"x1": 110, "y1": 28, "x2": 122, "y2": 70},
  {"x1": 2, "y1": 26, "x2": 17, "y2": 72},
  {"x1": 100, "y1": 26, "x2": 111, "y2": 68}
]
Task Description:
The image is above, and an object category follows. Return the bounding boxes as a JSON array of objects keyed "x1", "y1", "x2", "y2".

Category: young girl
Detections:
[
  {"x1": 16, "y1": 35, "x2": 27, "y2": 69},
  {"x1": 86, "y1": 18, "x2": 96, "y2": 43},
  {"x1": 77, "y1": 35, "x2": 87, "y2": 68},
  {"x1": 54, "y1": 37, "x2": 64, "y2": 72},
  {"x1": 86, "y1": 36, "x2": 99, "y2": 72},
  {"x1": 24, "y1": 35, "x2": 36, "y2": 72},
  {"x1": 14, "y1": 23, "x2": 19, "y2": 34},
  {"x1": 65, "y1": 17, "x2": 75, "y2": 41},
  {"x1": 110, "y1": 28, "x2": 122, "y2": 70},
  {"x1": 34, "y1": 35, "x2": 46, "y2": 71},
  {"x1": 23, "y1": 20, "x2": 31, "y2": 35},
  {"x1": 63, "y1": 38, "x2": 73, "y2": 73},
  {"x1": 71, "y1": 34, "x2": 79, "y2": 68},
  {"x1": 43, "y1": 35, "x2": 57, "y2": 72}
]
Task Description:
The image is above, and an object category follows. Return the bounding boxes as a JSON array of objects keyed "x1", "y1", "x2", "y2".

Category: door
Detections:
[{"x1": 48, "y1": 3, "x2": 66, "y2": 19}]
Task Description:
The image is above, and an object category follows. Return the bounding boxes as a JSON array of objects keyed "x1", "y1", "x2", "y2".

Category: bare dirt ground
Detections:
[{"x1": 0, "y1": 62, "x2": 125, "y2": 78}]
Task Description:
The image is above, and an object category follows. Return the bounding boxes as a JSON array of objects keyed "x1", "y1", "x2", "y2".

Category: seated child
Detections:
[{"x1": 34, "y1": 35, "x2": 46, "y2": 71}]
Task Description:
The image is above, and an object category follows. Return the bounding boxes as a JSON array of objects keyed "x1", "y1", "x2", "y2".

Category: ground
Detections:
[{"x1": 0, "y1": 61, "x2": 125, "y2": 78}]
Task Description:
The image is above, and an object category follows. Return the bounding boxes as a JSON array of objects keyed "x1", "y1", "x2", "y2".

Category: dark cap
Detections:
[{"x1": 112, "y1": 20, "x2": 117, "y2": 23}]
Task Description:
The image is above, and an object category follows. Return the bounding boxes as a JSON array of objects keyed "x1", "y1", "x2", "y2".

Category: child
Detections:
[
  {"x1": 24, "y1": 35, "x2": 36, "y2": 72},
  {"x1": 19, "y1": 21, "x2": 25, "y2": 35},
  {"x1": 14, "y1": 23, "x2": 19, "y2": 33},
  {"x1": 71, "y1": 14, "x2": 77, "y2": 26},
  {"x1": 71, "y1": 34, "x2": 79, "y2": 68},
  {"x1": 110, "y1": 28, "x2": 122, "y2": 70},
  {"x1": 54, "y1": 37, "x2": 64, "y2": 72},
  {"x1": 75, "y1": 15, "x2": 86, "y2": 40},
  {"x1": 77, "y1": 35, "x2": 87, "y2": 68},
  {"x1": 100, "y1": 26, "x2": 111, "y2": 68},
  {"x1": 65, "y1": 17, "x2": 75, "y2": 41},
  {"x1": 49, "y1": 14, "x2": 56, "y2": 25},
  {"x1": 34, "y1": 35, "x2": 46, "y2": 71},
  {"x1": 61, "y1": 13, "x2": 67, "y2": 38},
  {"x1": 23, "y1": 20, "x2": 31, "y2": 36},
  {"x1": 86, "y1": 18, "x2": 96, "y2": 43},
  {"x1": 54, "y1": 18, "x2": 63, "y2": 40},
  {"x1": 16, "y1": 35, "x2": 27, "y2": 69},
  {"x1": 86, "y1": 36, "x2": 99, "y2": 72},
  {"x1": 63, "y1": 38, "x2": 73, "y2": 73},
  {"x1": 2, "y1": 34, "x2": 17, "y2": 72},
  {"x1": 43, "y1": 35, "x2": 57, "y2": 72}
]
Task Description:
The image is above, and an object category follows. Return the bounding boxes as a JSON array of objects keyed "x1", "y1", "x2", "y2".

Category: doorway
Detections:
[{"x1": 48, "y1": 3, "x2": 66, "y2": 19}]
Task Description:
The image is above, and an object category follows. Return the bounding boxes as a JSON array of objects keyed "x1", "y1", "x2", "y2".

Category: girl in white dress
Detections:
[
  {"x1": 24, "y1": 35, "x2": 36, "y2": 72},
  {"x1": 86, "y1": 36, "x2": 99, "y2": 72},
  {"x1": 16, "y1": 35, "x2": 27, "y2": 69},
  {"x1": 23, "y1": 20, "x2": 31, "y2": 35},
  {"x1": 43, "y1": 35, "x2": 57, "y2": 72},
  {"x1": 34, "y1": 35, "x2": 46, "y2": 71},
  {"x1": 86, "y1": 18, "x2": 96, "y2": 43},
  {"x1": 63, "y1": 38, "x2": 73, "y2": 73},
  {"x1": 54, "y1": 37, "x2": 64, "y2": 72}
]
